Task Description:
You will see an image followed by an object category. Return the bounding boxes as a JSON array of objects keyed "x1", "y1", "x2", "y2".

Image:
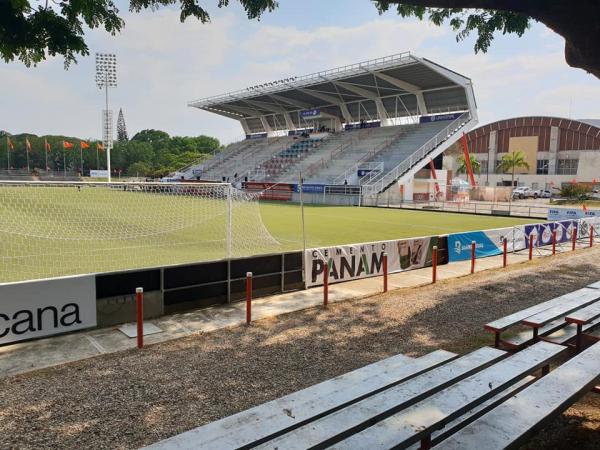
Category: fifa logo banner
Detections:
[
  {"x1": 448, "y1": 227, "x2": 524, "y2": 262},
  {"x1": 548, "y1": 207, "x2": 599, "y2": 221},
  {"x1": 305, "y1": 237, "x2": 438, "y2": 288}
]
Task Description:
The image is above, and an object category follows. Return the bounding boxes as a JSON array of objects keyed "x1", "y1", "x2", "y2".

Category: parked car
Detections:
[
  {"x1": 512, "y1": 186, "x2": 535, "y2": 199},
  {"x1": 532, "y1": 189, "x2": 552, "y2": 199}
]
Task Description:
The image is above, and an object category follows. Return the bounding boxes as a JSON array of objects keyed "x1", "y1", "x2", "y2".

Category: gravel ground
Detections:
[{"x1": 1, "y1": 247, "x2": 600, "y2": 449}]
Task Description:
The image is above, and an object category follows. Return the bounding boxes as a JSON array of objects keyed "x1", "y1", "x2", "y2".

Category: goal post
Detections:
[{"x1": 0, "y1": 181, "x2": 280, "y2": 283}]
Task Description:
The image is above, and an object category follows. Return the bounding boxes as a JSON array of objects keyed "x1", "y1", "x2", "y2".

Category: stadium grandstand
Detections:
[
  {"x1": 445, "y1": 116, "x2": 600, "y2": 190},
  {"x1": 175, "y1": 52, "x2": 478, "y2": 202}
]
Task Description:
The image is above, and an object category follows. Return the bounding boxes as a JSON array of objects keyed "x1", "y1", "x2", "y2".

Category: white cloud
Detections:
[
  {"x1": 0, "y1": 8, "x2": 598, "y2": 147},
  {"x1": 534, "y1": 84, "x2": 600, "y2": 120}
]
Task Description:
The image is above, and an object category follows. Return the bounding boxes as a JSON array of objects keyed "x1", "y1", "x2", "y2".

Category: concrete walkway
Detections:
[{"x1": 0, "y1": 246, "x2": 577, "y2": 378}]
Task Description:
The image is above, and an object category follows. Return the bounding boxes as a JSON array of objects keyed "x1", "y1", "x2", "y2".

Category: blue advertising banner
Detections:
[
  {"x1": 300, "y1": 108, "x2": 321, "y2": 119},
  {"x1": 419, "y1": 112, "x2": 463, "y2": 124},
  {"x1": 293, "y1": 184, "x2": 325, "y2": 194},
  {"x1": 448, "y1": 229, "x2": 513, "y2": 262}
]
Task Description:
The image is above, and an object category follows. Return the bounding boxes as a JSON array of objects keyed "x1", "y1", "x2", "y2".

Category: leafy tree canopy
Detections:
[
  {"x1": 0, "y1": 1, "x2": 277, "y2": 67},
  {"x1": 375, "y1": 1, "x2": 600, "y2": 79},
  {"x1": 2, "y1": 1, "x2": 599, "y2": 77},
  {"x1": 1, "y1": 129, "x2": 221, "y2": 177},
  {"x1": 456, "y1": 153, "x2": 481, "y2": 175}
]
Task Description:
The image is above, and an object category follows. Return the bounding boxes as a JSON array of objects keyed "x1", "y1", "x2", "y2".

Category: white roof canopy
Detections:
[{"x1": 189, "y1": 52, "x2": 477, "y2": 135}]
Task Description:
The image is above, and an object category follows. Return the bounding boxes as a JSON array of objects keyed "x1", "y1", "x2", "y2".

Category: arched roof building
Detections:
[{"x1": 452, "y1": 116, "x2": 600, "y2": 188}]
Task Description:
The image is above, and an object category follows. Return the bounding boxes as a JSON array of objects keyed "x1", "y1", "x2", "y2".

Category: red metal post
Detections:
[
  {"x1": 246, "y1": 272, "x2": 252, "y2": 325},
  {"x1": 552, "y1": 230, "x2": 556, "y2": 255},
  {"x1": 572, "y1": 227, "x2": 577, "y2": 251},
  {"x1": 529, "y1": 234, "x2": 534, "y2": 260},
  {"x1": 323, "y1": 262, "x2": 329, "y2": 307},
  {"x1": 460, "y1": 133, "x2": 476, "y2": 187},
  {"x1": 383, "y1": 253, "x2": 388, "y2": 293},
  {"x1": 591, "y1": 225, "x2": 594, "y2": 247},
  {"x1": 136, "y1": 287, "x2": 144, "y2": 349},
  {"x1": 502, "y1": 238, "x2": 507, "y2": 268},
  {"x1": 470, "y1": 241, "x2": 476, "y2": 274},
  {"x1": 432, "y1": 246, "x2": 438, "y2": 283}
]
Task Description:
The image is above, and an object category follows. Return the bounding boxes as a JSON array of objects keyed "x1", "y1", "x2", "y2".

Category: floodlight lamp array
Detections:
[
  {"x1": 247, "y1": 77, "x2": 297, "y2": 91},
  {"x1": 95, "y1": 53, "x2": 117, "y2": 89}
]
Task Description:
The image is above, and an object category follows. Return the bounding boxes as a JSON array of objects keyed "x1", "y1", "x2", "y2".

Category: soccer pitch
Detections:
[
  {"x1": 260, "y1": 203, "x2": 534, "y2": 248},
  {"x1": 0, "y1": 185, "x2": 534, "y2": 283}
]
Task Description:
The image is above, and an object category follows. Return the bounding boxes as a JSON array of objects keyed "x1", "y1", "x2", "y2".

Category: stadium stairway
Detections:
[
  {"x1": 367, "y1": 121, "x2": 449, "y2": 176},
  {"x1": 361, "y1": 111, "x2": 475, "y2": 198}
]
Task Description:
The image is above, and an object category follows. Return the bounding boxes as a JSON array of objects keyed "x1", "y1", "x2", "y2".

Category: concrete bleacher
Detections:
[
  {"x1": 252, "y1": 136, "x2": 326, "y2": 181},
  {"x1": 180, "y1": 136, "x2": 294, "y2": 181},
  {"x1": 303, "y1": 121, "x2": 448, "y2": 186},
  {"x1": 177, "y1": 118, "x2": 460, "y2": 186},
  {"x1": 271, "y1": 132, "x2": 352, "y2": 182},
  {"x1": 147, "y1": 281, "x2": 600, "y2": 449},
  {"x1": 366, "y1": 121, "x2": 448, "y2": 175},
  {"x1": 305, "y1": 125, "x2": 407, "y2": 184}
]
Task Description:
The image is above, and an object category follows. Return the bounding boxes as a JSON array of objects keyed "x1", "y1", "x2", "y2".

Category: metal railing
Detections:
[
  {"x1": 369, "y1": 199, "x2": 551, "y2": 219},
  {"x1": 357, "y1": 162, "x2": 384, "y2": 185},
  {"x1": 362, "y1": 112, "x2": 471, "y2": 196}
]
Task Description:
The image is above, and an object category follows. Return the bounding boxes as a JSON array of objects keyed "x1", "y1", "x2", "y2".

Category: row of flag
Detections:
[{"x1": 6, "y1": 137, "x2": 104, "y2": 152}]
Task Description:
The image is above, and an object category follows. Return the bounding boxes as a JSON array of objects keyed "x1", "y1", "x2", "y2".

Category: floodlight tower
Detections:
[{"x1": 95, "y1": 53, "x2": 117, "y2": 182}]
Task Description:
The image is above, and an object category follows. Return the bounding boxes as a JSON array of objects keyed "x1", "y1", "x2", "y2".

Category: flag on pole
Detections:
[
  {"x1": 96, "y1": 142, "x2": 104, "y2": 151},
  {"x1": 7, "y1": 137, "x2": 14, "y2": 150},
  {"x1": 25, "y1": 138, "x2": 32, "y2": 152},
  {"x1": 63, "y1": 140, "x2": 74, "y2": 149},
  {"x1": 80, "y1": 141, "x2": 90, "y2": 149},
  {"x1": 45, "y1": 139, "x2": 51, "y2": 152}
]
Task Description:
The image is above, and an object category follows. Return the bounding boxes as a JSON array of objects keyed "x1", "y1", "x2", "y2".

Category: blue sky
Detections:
[{"x1": 1, "y1": 1, "x2": 599, "y2": 144}]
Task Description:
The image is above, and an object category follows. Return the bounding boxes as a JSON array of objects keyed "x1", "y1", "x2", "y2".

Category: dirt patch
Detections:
[{"x1": 1, "y1": 248, "x2": 599, "y2": 449}]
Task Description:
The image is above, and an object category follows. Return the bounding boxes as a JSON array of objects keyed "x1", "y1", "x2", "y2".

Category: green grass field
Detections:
[
  {"x1": 0, "y1": 186, "x2": 535, "y2": 282},
  {"x1": 260, "y1": 203, "x2": 534, "y2": 248}
]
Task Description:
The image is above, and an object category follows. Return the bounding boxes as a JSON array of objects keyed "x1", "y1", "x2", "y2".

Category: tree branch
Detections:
[{"x1": 380, "y1": 1, "x2": 600, "y2": 79}]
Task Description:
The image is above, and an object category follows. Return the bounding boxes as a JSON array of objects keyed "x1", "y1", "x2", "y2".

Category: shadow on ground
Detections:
[{"x1": 1, "y1": 249, "x2": 599, "y2": 449}]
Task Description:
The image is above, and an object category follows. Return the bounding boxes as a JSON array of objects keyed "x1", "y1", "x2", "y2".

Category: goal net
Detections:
[{"x1": 0, "y1": 181, "x2": 281, "y2": 283}]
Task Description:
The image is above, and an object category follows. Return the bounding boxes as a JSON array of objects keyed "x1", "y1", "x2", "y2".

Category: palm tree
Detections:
[
  {"x1": 456, "y1": 154, "x2": 481, "y2": 181},
  {"x1": 497, "y1": 151, "x2": 530, "y2": 188}
]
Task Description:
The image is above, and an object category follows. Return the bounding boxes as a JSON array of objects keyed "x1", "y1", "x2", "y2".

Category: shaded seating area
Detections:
[
  {"x1": 146, "y1": 282, "x2": 600, "y2": 450},
  {"x1": 256, "y1": 137, "x2": 324, "y2": 179}
]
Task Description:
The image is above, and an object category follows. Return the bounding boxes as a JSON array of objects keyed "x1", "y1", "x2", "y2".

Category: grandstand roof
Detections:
[{"x1": 188, "y1": 52, "x2": 477, "y2": 135}]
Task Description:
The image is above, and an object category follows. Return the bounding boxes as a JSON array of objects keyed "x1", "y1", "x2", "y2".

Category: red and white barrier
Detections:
[
  {"x1": 136, "y1": 287, "x2": 144, "y2": 349},
  {"x1": 246, "y1": 272, "x2": 253, "y2": 325}
]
